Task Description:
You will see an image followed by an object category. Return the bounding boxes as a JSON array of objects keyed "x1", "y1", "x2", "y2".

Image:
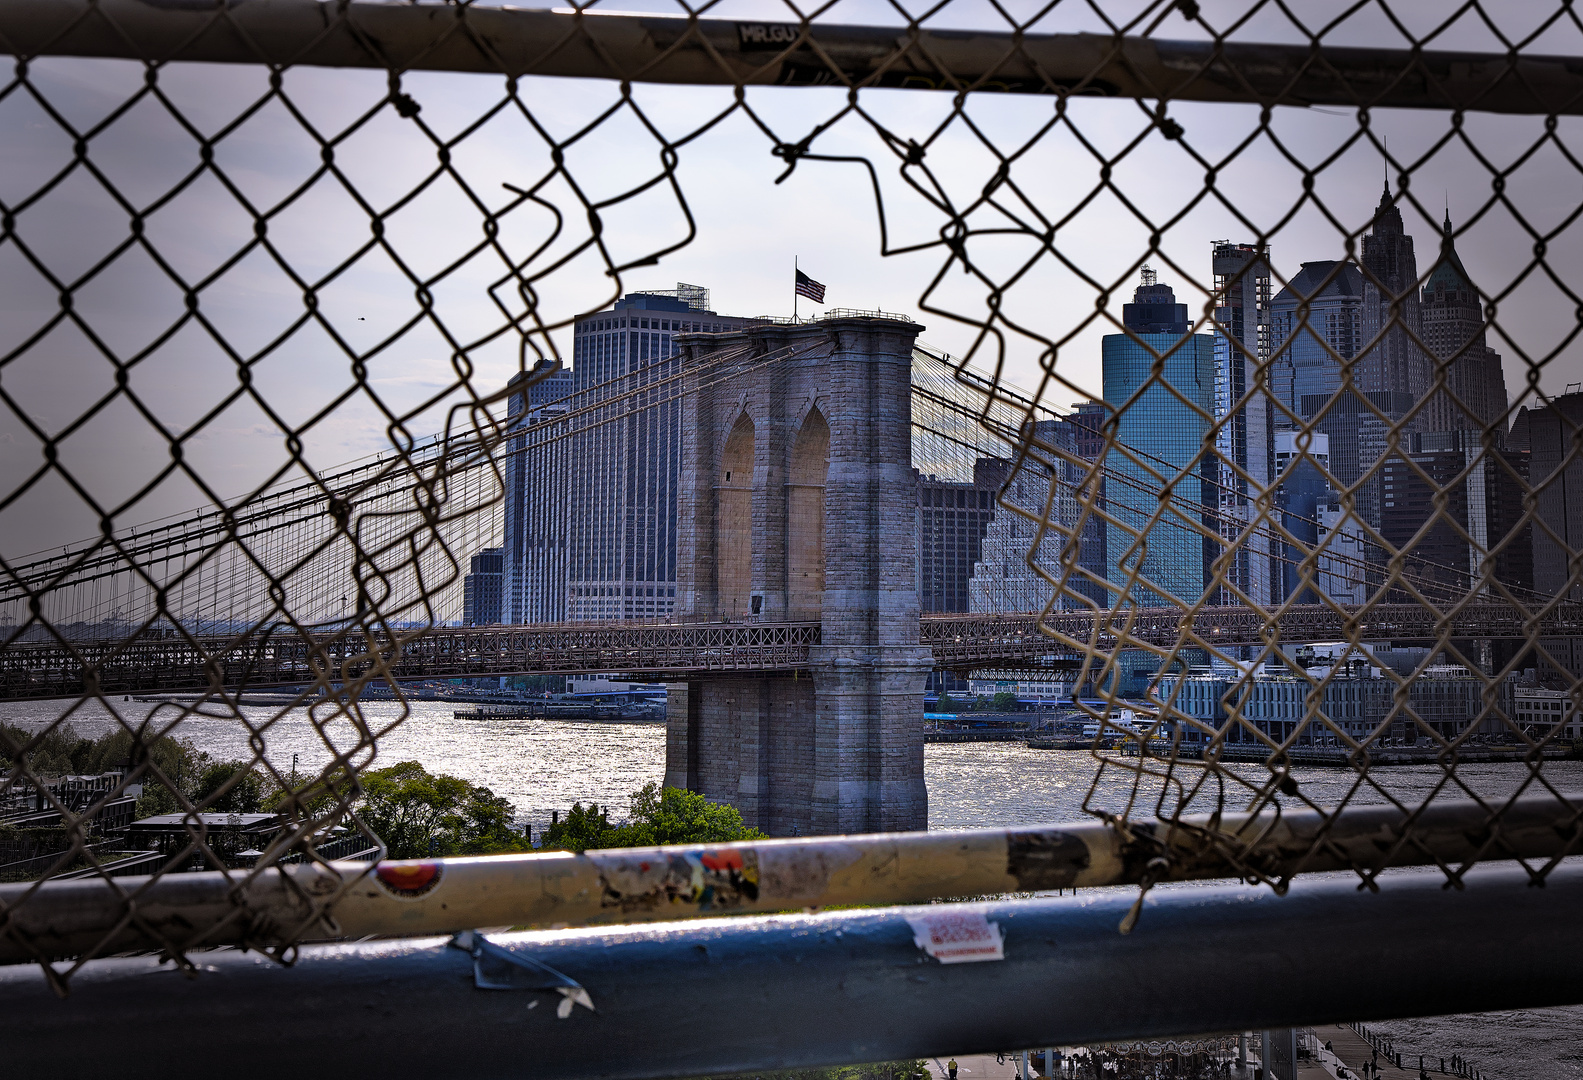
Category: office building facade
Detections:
[
  {"x1": 1268, "y1": 260, "x2": 1367, "y2": 600},
  {"x1": 461, "y1": 547, "x2": 504, "y2": 625},
  {"x1": 1517, "y1": 392, "x2": 1583, "y2": 676},
  {"x1": 1211, "y1": 241, "x2": 1276, "y2": 606},
  {"x1": 968, "y1": 417, "x2": 1108, "y2": 613},
  {"x1": 501, "y1": 367, "x2": 576, "y2": 624},
  {"x1": 1102, "y1": 270, "x2": 1217, "y2": 607},
  {"x1": 1420, "y1": 212, "x2": 1509, "y2": 438},
  {"x1": 916, "y1": 459, "x2": 1008, "y2": 613},
  {"x1": 501, "y1": 284, "x2": 751, "y2": 624}
]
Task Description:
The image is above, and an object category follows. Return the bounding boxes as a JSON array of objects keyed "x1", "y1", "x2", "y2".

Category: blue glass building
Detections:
[{"x1": 1102, "y1": 271, "x2": 1217, "y2": 608}]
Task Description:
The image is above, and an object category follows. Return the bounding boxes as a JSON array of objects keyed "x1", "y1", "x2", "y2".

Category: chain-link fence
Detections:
[{"x1": 3, "y1": 0, "x2": 1583, "y2": 991}]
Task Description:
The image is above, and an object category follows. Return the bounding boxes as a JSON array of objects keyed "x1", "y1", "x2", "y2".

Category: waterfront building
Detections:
[
  {"x1": 1156, "y1": 652, "x2": 1492, "y2": 745},
  {"x1": 1156, "y1": 664, "x2": 1393, "y2": 745},
  {"x1": 1102, "y1": 269, "x2": 1217, "y2": 607},
  {"x1": 1512, "y1": 687, "x2": 1582, "y2": 741},
  {"x1": 966, "y1": 668, "x2": 1080, "y2": 701},
  {"x1": 461, "y1": 547, "x2": 503, "y2": 625},
  {"x1": 1210, "y1": 242, "x2": 1276, "y2": 606}
]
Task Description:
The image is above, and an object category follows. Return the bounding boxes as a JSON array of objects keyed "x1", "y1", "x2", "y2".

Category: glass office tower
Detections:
[{"x1": 1102, "y1": 269, "x2": 1218, "y2": 608}]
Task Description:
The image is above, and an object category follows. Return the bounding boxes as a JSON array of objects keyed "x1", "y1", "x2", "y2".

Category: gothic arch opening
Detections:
[
  {"x1": 787, "y1": 406, "x2": 830, "y2": 621},
  {"x1": 717, "y1": 411, "x2": 755, "y2": 619}
]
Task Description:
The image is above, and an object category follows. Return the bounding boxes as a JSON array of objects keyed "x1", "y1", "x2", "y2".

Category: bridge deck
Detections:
[{"x1": 1, "y1": 604, "x2": 1576, "y2": 701}]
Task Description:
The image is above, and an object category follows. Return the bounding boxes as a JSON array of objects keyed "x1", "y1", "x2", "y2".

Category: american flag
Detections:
[{"x1": 795, "y1": 269, "x2": 826, "y2": 304}]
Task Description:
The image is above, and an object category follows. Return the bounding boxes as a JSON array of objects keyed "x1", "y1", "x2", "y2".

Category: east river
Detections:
[{"x1": 5, "y1": 697, "x2": 1582, "y2": 1080}]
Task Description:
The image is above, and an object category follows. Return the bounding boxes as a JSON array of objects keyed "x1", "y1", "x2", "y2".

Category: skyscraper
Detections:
[
  {"x1": 1211, "y1": 241, "x2": 1275, "y2": 606},
  {"x1": 916, "y1": 458, "x2": 1007, "y2": 613},
  {"x1": 461, "y1": 547, "x2": 503, "y2": 625},
  {"x1": 501, "y1": 365, "x2": 577, "y2": 624},
  {"x1": 1359, "y1": 184, "x2": 1430, "y2": 405},
  {"x1": 967, "y1": 420, "x2": 1091, "y2": 613},
  {"x1": 501, "y1": 284, "x2": 751, "y2": 624},
  {"x1": 1267, "y1": 260, "x2": 1364, "y2": 601},
  {"x1": 1420, "y1": 212, "x2": 1509, "y2": 439},
  {"x1": 1102, "y1": 269, "x2": 1217, "y2": 607},
  {"x1": 1354, "y1": 185, "x2": 1430, "y2": 527}
]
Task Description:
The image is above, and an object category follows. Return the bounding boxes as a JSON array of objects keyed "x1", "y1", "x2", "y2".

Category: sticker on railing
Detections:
[{"x1": 905, "y1": 908, "x2": 1005, "y2": 964}]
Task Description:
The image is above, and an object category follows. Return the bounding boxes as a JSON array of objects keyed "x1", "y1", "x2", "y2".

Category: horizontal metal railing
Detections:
[
  {"x1": 4, "y1": 863, "x2": 1581, "y2": 1079},
  {"x1": 8, "y1": 1, "x2": 1583, "y2": 116},
  {"x1": 4, "y1": 793, "x2": 1578, "y2": 966}
]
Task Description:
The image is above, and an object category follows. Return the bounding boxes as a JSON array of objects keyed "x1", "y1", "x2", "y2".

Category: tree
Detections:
[
  {"x1": 0, "y1": 720, "x2": 211, "y2": 819},
  {"x1": 992, "y1": 691, "x2": 1020, "y2": 712},
  {"x1": 540, "y1": 783, "x2": 765, "y2": 853},
  {"x1": 354, "y1": 761, "x2": 529, "y2": 859},
  {"x1": 193, "y1": 761, "x2": 265, "y2": 813}
]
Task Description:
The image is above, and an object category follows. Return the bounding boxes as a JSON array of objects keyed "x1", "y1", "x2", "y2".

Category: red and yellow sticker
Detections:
[{"x1": 374, "y1": 860, "x2": 443, "y2": 899}]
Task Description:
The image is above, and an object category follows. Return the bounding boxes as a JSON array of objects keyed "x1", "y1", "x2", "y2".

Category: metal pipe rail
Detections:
[
  {"x1": 4, "y1": 863, "x2": 1582, "y2": 1079},
  {"x1": 4, "y1": 793, "x2": 1578, "y2": 966},
  {"x1": 6, "y1": 1, "x2": 1583, "y2": 116}
]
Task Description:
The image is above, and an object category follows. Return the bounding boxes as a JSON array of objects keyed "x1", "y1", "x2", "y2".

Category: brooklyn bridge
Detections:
[{"x1": 1, "y1": 315, "x2": 1558, "y2": 833}]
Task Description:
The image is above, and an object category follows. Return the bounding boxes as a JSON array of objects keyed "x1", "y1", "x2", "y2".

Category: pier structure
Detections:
[{"x1": 664, "y1": 316, "x2": 931, "y2": 835}]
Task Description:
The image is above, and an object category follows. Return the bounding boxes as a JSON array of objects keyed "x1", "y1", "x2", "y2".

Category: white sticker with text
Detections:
[{"x1": 905, "y1": 909, "x2": 1006, "y2": 964}]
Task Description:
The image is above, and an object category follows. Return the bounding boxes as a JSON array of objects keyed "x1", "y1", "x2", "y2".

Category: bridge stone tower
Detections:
[{"x1": 664, "y1": 316, "x2": 931, "y2": 836}]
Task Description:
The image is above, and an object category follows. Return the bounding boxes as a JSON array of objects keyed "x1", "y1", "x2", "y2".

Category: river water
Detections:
[{"x1": 4, "y1": 696, "x2": 1581, "y2": 1078}]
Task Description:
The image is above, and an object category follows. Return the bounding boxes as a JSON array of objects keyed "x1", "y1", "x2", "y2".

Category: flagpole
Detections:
[{"x1": 794, "y1": 255, "x2": 798, "y2": 322}]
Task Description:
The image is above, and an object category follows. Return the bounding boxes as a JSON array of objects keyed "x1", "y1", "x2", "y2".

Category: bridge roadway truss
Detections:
[{"x1": 3, "y1": 603, "x2": 1577, "y2": 701}]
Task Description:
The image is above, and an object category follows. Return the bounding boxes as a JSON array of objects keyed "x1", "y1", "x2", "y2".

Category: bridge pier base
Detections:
[{"x1": 665, "y1": 655, "x2": 928, "y2": 836}]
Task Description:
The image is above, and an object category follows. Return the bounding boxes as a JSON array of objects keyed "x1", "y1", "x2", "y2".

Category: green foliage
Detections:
[
  {"x1": 1, "y1": 720, "x2": 195, "y2": 781},
  {"x1": 540, "y1": 783, "x2": 765, "y2": 853},
  {"x1": 354, "y1": 760, "x2": 530, "y2": 859},
  {"x1": 991, "y1": 691, "x2": 1019, "y2": 711},
  {"x1": 0, "y1": 720, "x2": 216, "y2": 819},
  {"x1": 194, "y1": 761, "x2": 265, "y2": 813}
]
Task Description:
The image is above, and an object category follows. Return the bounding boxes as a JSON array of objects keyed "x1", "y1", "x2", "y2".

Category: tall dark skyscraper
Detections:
[
  {"x1": 462, "y1": 547, "x2": 503, "y2": 625},
  {"x1": 1351, "y1": 185, "x2": 1430, "y2": 528},
  {"x1": 1359, "y1": 183, "x2": 1430, "y2": 404},
  {"x1": 1268, "y1": 260, "x2": 1364, "y2": 600},
  {"x1": 1420, "y1": 212, "x2": 1509, "y2": 439},
  {"x1": 1211, "y1": 241, "x2": 1274, "y2": 605},
  {"x1": 1517, "y1": 393, "x2": 1583, "y2": 600}
]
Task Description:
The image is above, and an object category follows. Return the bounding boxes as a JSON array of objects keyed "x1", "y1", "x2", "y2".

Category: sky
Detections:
[{"x1": 4, "y1": 0, "x2": 1583, "y2": 560}]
